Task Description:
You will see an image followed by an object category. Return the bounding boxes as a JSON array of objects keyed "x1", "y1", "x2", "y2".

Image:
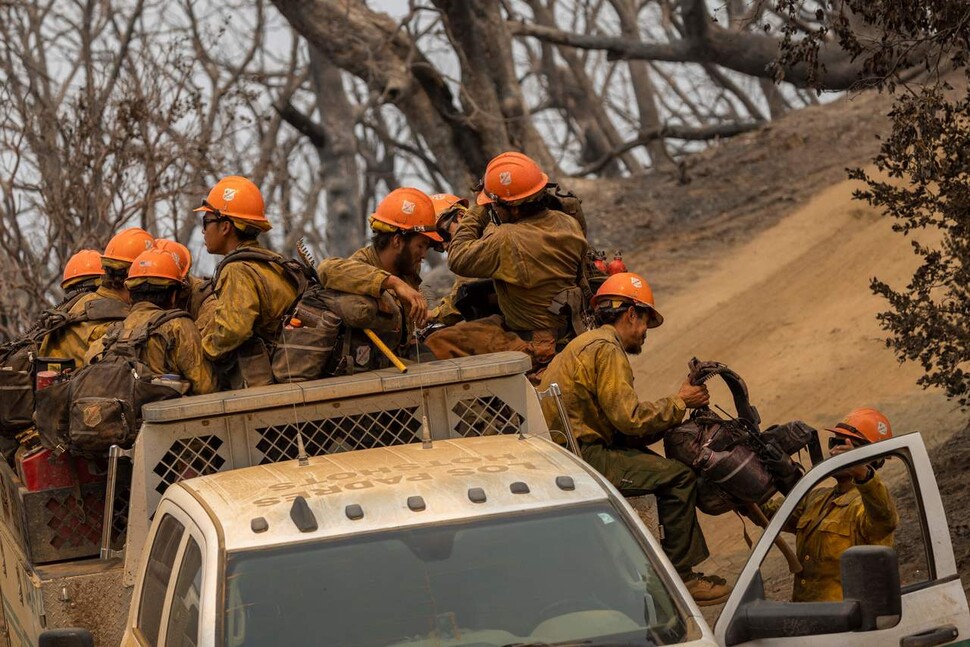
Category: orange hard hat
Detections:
[
  {"x1": 826, "y1": 407, "x2": 893, "y2": 445},
  {"x1": 102, "y1": 228, "x2": 155, "y2": 269},
  {"x1": 591, "y1": 272, "x2": 664, "y2": 328},
  {"x1": 429, "y1": 193, "x2": 469, "y2": 229},
  {"x1": 194, "y1": 176, "x2": 271, "y2": 232},
  {"x1": 369, "y1": 187, "x2": 443, "y2": 243},
  {"x1": 62, "y1": 249, "x2": 104, "y2": 289},
  {"x1": 125, "y1": 249, "x2": 185, "y2": 288},
  {"x1": 476, "y1": 151, "x2": 549, "y2": 206},
  {"x1": 154, "y1": 239, "x2": 192, "y2": 279}
]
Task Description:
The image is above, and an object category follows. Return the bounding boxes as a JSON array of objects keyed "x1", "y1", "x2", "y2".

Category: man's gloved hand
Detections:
[
  {"x1": 384, "y1": 276, "x2": 430, "y2": 328},
  {"x1": 677, "y1": 380, "x2": 710, "y2": 409}
]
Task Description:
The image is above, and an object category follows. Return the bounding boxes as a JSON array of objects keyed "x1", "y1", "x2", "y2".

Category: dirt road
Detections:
[{"x1": 624, "y1": 174, "x2": 967, "y2": 623}]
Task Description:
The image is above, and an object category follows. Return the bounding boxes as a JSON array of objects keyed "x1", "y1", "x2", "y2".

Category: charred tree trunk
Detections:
[{"x1": 309, "y1": 49, "x2": 365, "y2": 257}]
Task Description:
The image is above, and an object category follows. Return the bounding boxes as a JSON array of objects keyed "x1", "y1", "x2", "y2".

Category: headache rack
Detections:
[{"x1": 117, "y1": 351, "x2": 549, "y2": 583}]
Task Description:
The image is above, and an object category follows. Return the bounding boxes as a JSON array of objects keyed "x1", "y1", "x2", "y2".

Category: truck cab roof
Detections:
[{"x1": 172, "y1": 435, "x2": 607, "y2": 552}]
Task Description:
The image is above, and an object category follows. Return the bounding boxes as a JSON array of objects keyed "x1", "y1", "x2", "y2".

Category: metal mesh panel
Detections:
[
  {"x1": 255, "y1": 406, "x2": 421, "y2": 464},
  {"x1": 452, "y1": 396, "x2": 522, "y2": 437},
  {"x1": 152, "y1": 435, "x2": 226, "y2": 495},
  {"x1": 45, "y1": 491, "x2": 103, "y2": 550}
]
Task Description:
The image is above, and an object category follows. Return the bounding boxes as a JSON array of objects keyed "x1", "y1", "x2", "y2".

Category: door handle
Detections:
[{"x1": 900, "y1": 624, "x2": 959, "y2": 647}]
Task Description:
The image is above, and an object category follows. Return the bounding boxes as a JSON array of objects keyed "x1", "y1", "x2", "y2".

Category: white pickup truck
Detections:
[{"x1": 1, "y1": 352, "x2": 966, "y2": 646}]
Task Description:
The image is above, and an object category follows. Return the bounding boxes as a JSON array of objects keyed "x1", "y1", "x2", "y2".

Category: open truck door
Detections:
[{"x1": 715, "y1": 432, "x2": 970, "y2": 647}]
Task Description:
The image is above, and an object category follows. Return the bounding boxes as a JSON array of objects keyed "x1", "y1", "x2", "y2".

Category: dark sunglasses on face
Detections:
[{"x1": 200, "y1": 199, "x2": 230, "y2": 229}]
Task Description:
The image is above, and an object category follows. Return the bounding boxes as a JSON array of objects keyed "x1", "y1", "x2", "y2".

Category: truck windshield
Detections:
[{"x1": 224, "y1": 503, "x2": 688, "y2": 647}]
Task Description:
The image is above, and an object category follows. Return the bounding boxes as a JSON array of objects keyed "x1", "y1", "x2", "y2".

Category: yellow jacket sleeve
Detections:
[
  {"x1": 317, "y1": 257, "x2": 388, "y2": 297},
  {"x1": 855, "y1": 472, "x2": 898, "y2": 543},
  {"x1": 593, "y1": 341, "x2": 687, "y2": 441},
  {"x1": 170, "y1": 318, "x2": 218, "y2": 395},
  {"x1": 202, "y1": 264, "x2": 262, "y2": 360},
  {"x1": 447, "y1": 209, "x2": 520, "y2": 283}
]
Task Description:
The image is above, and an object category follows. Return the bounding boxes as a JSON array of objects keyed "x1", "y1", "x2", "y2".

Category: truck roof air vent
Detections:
[
  {"x1": 251, "y1": 517, "x2": 269, "y2": 533},
  {"x1": 407, "y1": 496, "x2": 426, "y2": 511},
  {"x1": 510, "y1": 482, "x2": 530, "y2": 494},
  {"x1": 468, "y1": 487, "x2": 487, "y2": 503},
  {"x1": 345, "y1": 504, "x2": 364, "y2": 520},
  {"x1": 289, "y1": 496, "x2": 318, "y2": 533},
  {"x1": 555, "y1": 476, "x2": 575, "y2": 491}
]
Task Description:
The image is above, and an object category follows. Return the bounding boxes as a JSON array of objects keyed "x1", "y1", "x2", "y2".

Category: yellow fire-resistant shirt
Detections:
[
  {"x1": 38, "y1": 286, "x2": 129, "y2": 368},
  {"x1": 447, "y1": 205, "x2": 587, "y2": 332},
  {"x1": 538, "y1": 325, "x2": 686, "y2": 446},
  {"x1": 201, "y1": 241, "x2": 299, "y2": 361},
  {"x1": 763, "y1": 474, "x2": 898, "y2": 602},
  {"x1": 85, "y1": 302, "x2": 217, "y2": 395}
]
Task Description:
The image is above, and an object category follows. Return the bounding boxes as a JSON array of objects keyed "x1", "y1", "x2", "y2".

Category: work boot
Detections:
[{"x1": 683, "y1": 572, "x2": 732, "y2": 606}]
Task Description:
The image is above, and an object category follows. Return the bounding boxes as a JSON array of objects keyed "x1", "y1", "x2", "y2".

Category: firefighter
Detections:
[
  {"x1": 764, "y1": 408, "x2": 899, "y2": 603},
  {"x1": 155, "y1": 238, "x2": 215, "y2": 332},
  {"x1": 39, "y1": 229, "x2": 152, "y2": 365},
  {"x1": 85, "y1": 249, "x2": 216, "y2": 395},
  {"x1": 425, "y1": 152, "x2": 588, "y2": 379},
  {"x1": 59, "y1": 249, "x2": 105, "y2": 296},
  {"x1": 318, "y1": 187, "x2": 442, "y2": 340},
  {"x1": 428, "y1": 193, "x2": 472, "y2": 327},
  {"x1": 196, "y1": 176, "x2": 299, "y2": 388},
  {"x1": 538, "y1": 272, "x2": 732, "y2": 606}
]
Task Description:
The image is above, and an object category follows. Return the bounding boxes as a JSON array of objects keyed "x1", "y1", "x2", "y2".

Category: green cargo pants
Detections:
[{"x1": 581, "y1": 442, "x2": 710, "y2": 575}]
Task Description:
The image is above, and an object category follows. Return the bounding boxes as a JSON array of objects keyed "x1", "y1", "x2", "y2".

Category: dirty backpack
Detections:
[
  {"x1": 0, "y1": 293, "x2": 127, "y2": 438},
  {"x1": 663, "y1": 358, "x2": 821, "y2": 515},
  {"x1": 34, "y1": 310, "x2": 190, "y2": 456}
]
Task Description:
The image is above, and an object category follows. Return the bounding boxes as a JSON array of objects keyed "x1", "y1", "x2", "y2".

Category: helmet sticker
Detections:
[
  {"x1": 430, "y1": 194, "x2": 445, "y2": 200},
  {"x1": 223, "y1": 187, "x2": 237, "y2": 202},
  {"x1": 630, "y1": 277, "x2": 643, "y2": 289},
  {"x1": 169, "y1": 252, "x2": 182, "y2": 268},
  {"x1": 877, "y1": 421, "x2": 888, "y2": 436},
  {"x1": 499, "y1": 171, "x2": 513, "y2": 186},
  {"x1": 401, "y1": 200, "x2": 415, "y2": 215}
]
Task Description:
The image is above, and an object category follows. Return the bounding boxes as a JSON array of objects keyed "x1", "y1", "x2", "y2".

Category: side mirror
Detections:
[
  {"x1": 725, "y1": 546, "x2": 902, "y2": 646},
  {"x1": 841, "y1": 545, "x2": 902, "y2": 630},
  {"x1": 38, "y1": 628, "x2": 95, "y2": 647}
]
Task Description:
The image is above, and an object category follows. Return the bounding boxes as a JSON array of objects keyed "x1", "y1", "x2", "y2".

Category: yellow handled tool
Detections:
[{"x1": 363, "y1": 328, "x2": 408, "y2": 373}]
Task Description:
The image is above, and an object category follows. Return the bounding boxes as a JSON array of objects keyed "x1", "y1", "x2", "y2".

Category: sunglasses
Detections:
[{"x1": 200, "y1": 200, "x2": 230, "y2": 230}]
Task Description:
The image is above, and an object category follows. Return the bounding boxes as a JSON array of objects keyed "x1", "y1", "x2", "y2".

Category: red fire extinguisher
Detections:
[{"x1": 607, "y1": 250, "x2": 627, "y2": 275}]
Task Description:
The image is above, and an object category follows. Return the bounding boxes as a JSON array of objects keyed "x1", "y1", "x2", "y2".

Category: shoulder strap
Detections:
[
  {"x1": 101, "y1": 309, "x2": 191, "y2": 358},
  {"x1": 687, "y1": 358, "x2": 761, "y2": 431},
  {"x1": 214, "y1": 247, "x2": 310, "y2": 298}
]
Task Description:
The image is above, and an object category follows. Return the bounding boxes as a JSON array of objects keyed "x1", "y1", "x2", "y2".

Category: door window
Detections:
[
  {"x1": 164, "y1": 536, "x2": 203, "y2": 647},
  {"x1": 137, "y1": 514, "x2": 185, "y2": 645},
  {"x1": 757, "y1": 450, "x2": 927, "y2": 604}
]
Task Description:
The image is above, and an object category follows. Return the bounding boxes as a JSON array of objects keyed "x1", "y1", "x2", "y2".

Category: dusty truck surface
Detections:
[{"x1": 0, "y1": 352, "x2": 968, "y2": 646}]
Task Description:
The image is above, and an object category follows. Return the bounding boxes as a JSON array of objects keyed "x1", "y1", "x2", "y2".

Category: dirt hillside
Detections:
[{"x1": 567, "y1": 88, "x2": 968, "y2": 620}]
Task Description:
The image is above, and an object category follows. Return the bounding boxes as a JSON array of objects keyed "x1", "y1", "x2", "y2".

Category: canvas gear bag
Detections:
[
  {"x1": 0, "y1": 292, "x2": 126, "y2": 438},
  {"x1": 663, "y1": 358, "x2": 816, "y2": 515},
  {"x1": 275, "y1": 287, "x2": 404, "y2": 379},
  {"x1": 34, "y1": 309, "x2": 189, "y2": 456}
]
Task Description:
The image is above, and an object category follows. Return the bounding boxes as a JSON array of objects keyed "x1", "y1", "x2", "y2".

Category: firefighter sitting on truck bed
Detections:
[
  {"x1": 424, "y1": 152, "x2": 588, "y2": 382},
  {"x1": 85, "y1": 248, "x2": 217, "y2": 396},
  {"x1": 761, "y1": 407, "x2": 899, "y2": 603},
  {"x1": 538, "y1": 271, "x2": 732, "y2": 607}
]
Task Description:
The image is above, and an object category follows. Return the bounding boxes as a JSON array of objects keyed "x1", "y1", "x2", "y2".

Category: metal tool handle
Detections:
[
  {"x1": 535, "y1": 383, "x2": 582, "y2": 457},
  {"x1": 101, "y1": 444, "x2": 133, "y2": 560}
]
